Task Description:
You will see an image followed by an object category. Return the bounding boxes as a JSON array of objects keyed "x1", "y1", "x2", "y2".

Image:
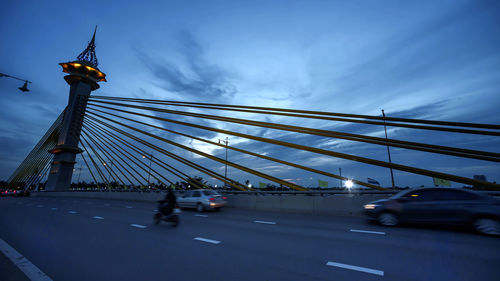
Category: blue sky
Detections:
[{"x1": 1, "y1": 0, "x2": 499, "y2": 187}]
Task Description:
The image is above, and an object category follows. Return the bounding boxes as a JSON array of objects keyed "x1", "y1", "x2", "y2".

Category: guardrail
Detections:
[{"x1": 30, "y1": 189, "x2": 500, "y2": 196}]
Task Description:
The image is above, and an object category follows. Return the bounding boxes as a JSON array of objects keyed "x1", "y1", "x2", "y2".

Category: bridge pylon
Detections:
[{"x1": 45, "y1": 27, "x2": 106, "y2": 190}]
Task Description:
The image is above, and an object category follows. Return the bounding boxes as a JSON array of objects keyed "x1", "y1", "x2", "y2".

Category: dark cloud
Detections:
[
  {"x1": 134, "y1": 31, "x2": 237, "y2": 103},
  {"x1": 330, "y1": 1, "x2": 500, "y2": 101}
]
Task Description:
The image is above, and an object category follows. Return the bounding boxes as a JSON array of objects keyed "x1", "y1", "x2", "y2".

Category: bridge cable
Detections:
[
  {"x1": 87, "y1": 101, "x2": 500, "y2": 162},
  {"x1": 86, "y1": 110, "x2": 307, "y2": 191},
  {"x1": 86, "y1": 114, "x2": 250, "y2": 191},
  {"x1": 90, "y1": 96, "x2": 500, "y2": 133},
  {"x1": 86, "y1": 107, "x2": 499, "y2": 189}
]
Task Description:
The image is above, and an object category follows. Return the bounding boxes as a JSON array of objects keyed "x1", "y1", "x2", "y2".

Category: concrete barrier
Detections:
[{"x1": 32, "y1": 191, "x2": 391, "y2": 217}]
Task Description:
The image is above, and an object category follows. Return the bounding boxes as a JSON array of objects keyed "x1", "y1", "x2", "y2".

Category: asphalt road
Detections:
[{"x1": 1, "y1": 196, "x2": 499, "y2": 281}]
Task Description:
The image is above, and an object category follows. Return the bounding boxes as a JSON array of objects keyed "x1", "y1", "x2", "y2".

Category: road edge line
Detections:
[{"x1": 0, "y1": 237, "x2": 53, "y2": 281}]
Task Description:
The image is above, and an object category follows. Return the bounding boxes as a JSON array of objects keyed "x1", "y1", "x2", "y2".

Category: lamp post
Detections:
[
  {"x1": 218, "y1": 137, "x2": 228, "y2": 187},
  {"x1": 142, "y1": 152, "x2": 153, "y2": 186},
  {"x1": 103, "y1": 161, "x2": 114, "y2": 182},
  {"x1": 0, "y1": 72, "x2": 32, "y2": 92},
  {"x1": 77, "y1": 166, "x2": 82, "y2": 183},
  {"x1": 381, "y1": 109, "x2": 395, "y2": 188},
  {"x1": 339, "y1": 168, "x2": 342, "y2": 188}
]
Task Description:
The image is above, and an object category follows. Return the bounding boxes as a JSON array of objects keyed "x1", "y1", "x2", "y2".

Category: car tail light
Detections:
[
  {"x1": 209, "y1": 198, "x2": 215, "y2": 201},
  {"x1": 222, "y1": 197, "x2": 227, "y2": 200}
]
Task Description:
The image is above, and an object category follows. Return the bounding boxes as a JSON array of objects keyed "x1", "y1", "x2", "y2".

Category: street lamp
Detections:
[
  {"x1": 218, "y1": 137, "x2": 229, "y2": 187},
  {"x1": 0, "y1": 72, "x2": 32, "y2": 92},
  {"x1": 103, "y1": 161, "x2": 113, "y2": 182},
  {"x1": 142, "y1": 152, "x2": 153, "y2": 186},
  {"x1": 381, "y1": 109, "x2": 395, "y2": 188},
  {"x1": 345, "y1": 180, "x2": 354, "y2": 189}
]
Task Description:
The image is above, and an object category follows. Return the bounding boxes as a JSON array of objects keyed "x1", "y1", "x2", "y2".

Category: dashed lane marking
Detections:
[
  {"x1": 68, "y1": 211, "x2": 78, "y2": 214},
  {"x1": 194, "y1": 214, "x2": 208, "y2": 217},
  {"x1": 194, "y1": 237, "x2": 221, "y2": 244},
  {"x1": 350, "y1": 229, "x2": 386, "y2": 235},
  {"x1": 254, "y1": 220, "x2": 276, "y2": 225},
  {"x1": 326, "y1": 261, "x2": 384, "y2": 276},
  {"x1": 37, "y1": 205, "x2": 43, "y2": 208},
  {"x1": 130, "y1": 224, "x2": 147, "y2": 229},
  {"x1": 93, "y1": 216, "x2": 104, "y2": 220},
  {"x1": 51, "y1": 208, "x2": 58, "y2": 211},
  {"x1": 126, "y1": 206, "x2": 133, "y2": 209}
]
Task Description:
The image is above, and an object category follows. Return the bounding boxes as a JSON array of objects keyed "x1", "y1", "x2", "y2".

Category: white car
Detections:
[{"x1": 177, "y1": 190, "x2": 227, "y2": 212}]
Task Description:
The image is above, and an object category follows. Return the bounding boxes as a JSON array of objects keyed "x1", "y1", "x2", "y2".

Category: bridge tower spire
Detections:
[{"x1": 45, "y1": 27, "x2": 107, "y2": 191}]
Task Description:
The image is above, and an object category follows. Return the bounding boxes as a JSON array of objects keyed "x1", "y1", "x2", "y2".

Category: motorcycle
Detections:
[{"x1": 154, "y1": 202, "x2": 181, "y2": 227}]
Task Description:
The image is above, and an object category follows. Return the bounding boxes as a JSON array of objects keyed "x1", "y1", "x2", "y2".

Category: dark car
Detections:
[{"x1": 364, "y1": 187, "x2": 500, "y2": 235}]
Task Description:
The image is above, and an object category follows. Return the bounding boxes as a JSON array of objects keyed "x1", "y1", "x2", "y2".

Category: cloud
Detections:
[{"x1": 134, "y1": 31, "x2": 237, "y2": 103}]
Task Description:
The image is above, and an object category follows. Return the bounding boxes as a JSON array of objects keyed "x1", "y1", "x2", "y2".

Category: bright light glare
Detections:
[
  {"x1": 364, "y1": 204, "x2": 376, "y2": 209},
  {"x1": 345, "y1": 180, "x2": 354, "y2": 189}
]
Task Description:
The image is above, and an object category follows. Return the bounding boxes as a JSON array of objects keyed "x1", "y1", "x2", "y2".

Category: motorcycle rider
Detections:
[{"x1": 159, "y1": 187, "x2": 177, "y2": 217}]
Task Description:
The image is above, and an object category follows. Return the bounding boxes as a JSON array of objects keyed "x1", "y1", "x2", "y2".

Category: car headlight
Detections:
[{"x1": 364, "y1": 204, "x2": 379, "y2": 210}]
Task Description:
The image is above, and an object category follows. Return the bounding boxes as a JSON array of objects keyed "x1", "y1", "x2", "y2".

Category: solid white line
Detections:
[
  {"x1": 350, "y1": 229, "x2": 386, "y2": 235},
  {"x1": 68, "y1": 211, "x2": 77, "y2": 214},
  {"x1": 51, "y1": 208, "x2": 57, "y2": 211},
  {"x1": 254, "y1": 220, "x2": 276, "y2": 225},
  {"x1": 194, "y1": 214, "x2": 208, "y2": 217},
  {"x1": 326, "y1": 261, "x2": 384, "y2": 276},
  {"x1": 194, "y1": 237, "x2": 221, "y2": 244},
  {"x1": 130, "y1": 224, "x2": 147, "y2": 229},
  {"x1": 0, "y1": 237, "x2": 53, "y2": 281},
  {"x1": 93, "y1": 216, "x2": 104, "y2": 220},
  {"x1": 125, "y1": 206, "x2": 133, "y2": 209}
]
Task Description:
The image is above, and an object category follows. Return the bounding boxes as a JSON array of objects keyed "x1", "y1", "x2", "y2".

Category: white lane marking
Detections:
[
  {"x1": 194, "y1": 214, "x2": 208, "y2": 217},
  {"x1": 68, "y1": 211, "x2": 78, "y2": 214},
  {"x1": 93, "y1": 216, "x2": 104, "y2": 220},
  {"x1": 350, "y1": 229, "x2": 386, "y2": 235},
  {"x1": 154, "y1": 209, "x2": 158, "y2": 212},
  {"x1": 51, "y1": 208, "x2": 58, "y2": 211},
  {"x1": 0, "y1": 237, "x2": 53, "y2": 281},
  {"x1": 326, "y1": 261, "x2": 384, "y2": 276},
  {"x1": 130, "y1": 224, "x2": 147, "y2": 229},
  {"x1": 37, "y1": 205, "x2": 43, "y2": 208},
  {"x1": 126, "y1": 206, "x2": 133, "y2": 209},
  {"x1": 254, "y1": 220, "x2": 276, "y2": 225},
  {"x1": 194, "y1": 237, "x2": 221, "y2": 244}
]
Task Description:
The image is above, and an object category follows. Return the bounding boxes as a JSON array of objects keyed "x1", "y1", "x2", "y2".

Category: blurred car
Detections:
[
  {"x1": 18, "y1": 190, "x2": 30, "y2": 197},
  {"x1": 2, "y1": 189, "x2": 30, "y2": 197},
  {"x1": 177, "y1": 189, "x2": 227, "y2": 212},
  {"x1": 0, "y1": 190, "x2": 5, "y2": 197},
  {"x1": 364, "y1": 187, "x2": 500, "y2": 235},
  {"x1": 5, "y1": 190, "x2": 17, "y2": 196}
]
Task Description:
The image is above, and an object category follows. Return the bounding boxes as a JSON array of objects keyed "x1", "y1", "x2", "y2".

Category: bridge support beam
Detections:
[
  {"x1": 45, "y1": 29, "x2": 106, "y2": 191},
  {"x1": 45, "y1": 81, "x2": 92, "y2": 190}
]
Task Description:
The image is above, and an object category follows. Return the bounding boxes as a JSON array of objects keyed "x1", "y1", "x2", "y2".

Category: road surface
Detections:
[{"x1": 1, "y1": 196, "x2": 499, "y2": 281}]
